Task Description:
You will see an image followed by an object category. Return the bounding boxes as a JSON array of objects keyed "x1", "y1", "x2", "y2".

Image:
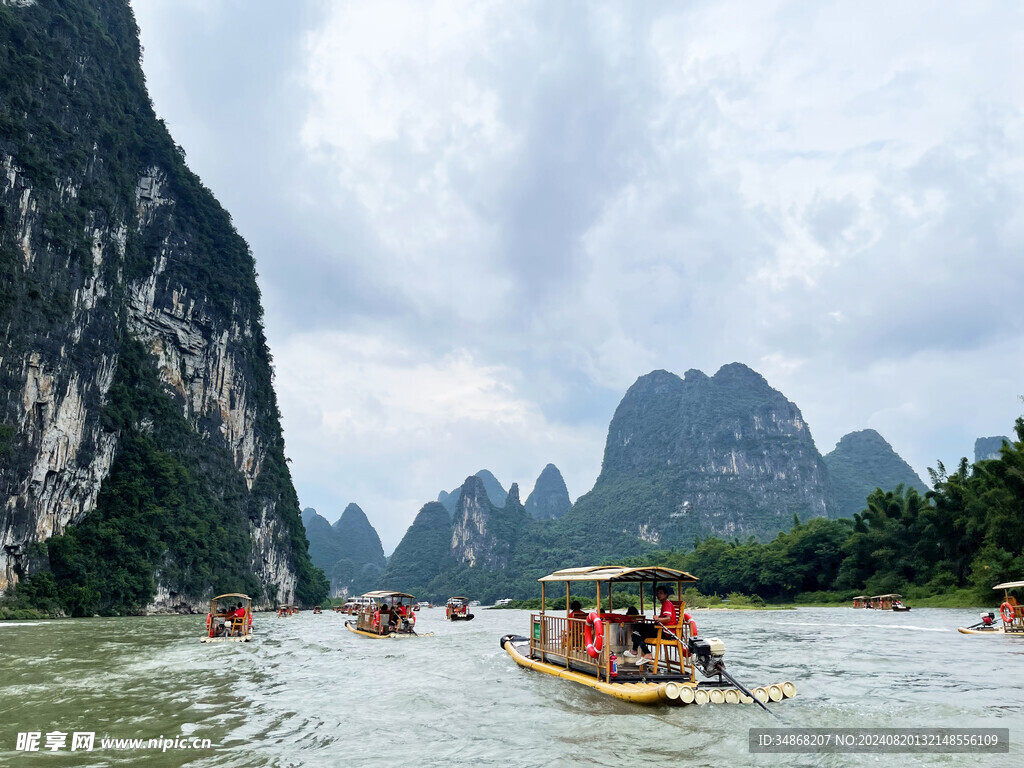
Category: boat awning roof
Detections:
[
  {"x1": 993, "y1": 581, "x2": 1024, "y2": 590},
  {"x1": 212, "y1": 593, "x2": 250, "y2": 601},
  {"x1": 362, "y1": 590, "x2": 415, "y2": 599},
  {"x1": 538, "y1": 565, "x2": 698, "y2": 584},
  {"x1": 851, "y1": 596, "x2": 868, "y2": 600},
  {"x1": 448, "y1": 596, "x2": 467, "y2": 600},
  {"x1": 871, "y1": 594, "x2": 902, "y2": 598}
]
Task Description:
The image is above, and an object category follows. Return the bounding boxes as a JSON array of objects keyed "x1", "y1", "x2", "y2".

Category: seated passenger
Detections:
[
  {"x1": 569, "y1": 600, "x2": 586, "y2": 618},
  {"x1": 623, "y1": 586, "x2": 676, "y2": 666}
]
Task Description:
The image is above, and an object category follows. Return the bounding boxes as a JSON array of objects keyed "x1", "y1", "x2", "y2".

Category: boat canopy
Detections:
[
  {"x1": 872, "y1": 594, "x2": 902, "y2": 599},
  {"x1": 212, "y1": 593, "x2": 251, "y2": 602},
  {"x1": 538, "y1": 565, "x2": 698, "y2": 584},
  {"x1": 851, "y1": 595, "x2": 868, "y2": 600},
  {"x1": 993, "y1": 581, "x2": 1024, "y2": 590},
  {"x1": 362, "y1": 590, "x2": 415, "y2": 599}
]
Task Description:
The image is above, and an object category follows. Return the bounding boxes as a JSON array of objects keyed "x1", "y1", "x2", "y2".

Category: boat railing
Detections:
[{"x1": 530, "y1": 614, "x2": 605, "y2": 679}]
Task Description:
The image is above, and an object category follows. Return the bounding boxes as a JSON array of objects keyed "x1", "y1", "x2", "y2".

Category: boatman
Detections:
[{"x1": 623, "y1": 585, "x2": 677, "y2": 667}]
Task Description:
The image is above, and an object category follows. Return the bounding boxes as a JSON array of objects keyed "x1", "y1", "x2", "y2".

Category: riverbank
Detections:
[{"x1": 483, "y1": 587, "x2": 989, "y2": 612}]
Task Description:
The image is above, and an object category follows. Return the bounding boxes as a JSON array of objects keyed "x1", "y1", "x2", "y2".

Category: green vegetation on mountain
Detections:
[
  {"x1": 823, "y1": 429, "x2": 926, "y2": 518},
  {"x1": 378, "y1": 502, "x2": 456, "y2": 597}
]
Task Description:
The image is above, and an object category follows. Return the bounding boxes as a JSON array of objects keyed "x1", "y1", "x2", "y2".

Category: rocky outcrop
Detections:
[
  {"x1": 0, "y1": 0, "x2": 322, "y2": 610},
  {"x1": 823, "y1": 430, "x2": 927, "y2": 518},
  {"x1": 975, "y1": 436, "x2": 1011, "y2": 463},
  {"x1": 451, "y1": 476, "x2": 495, "y2": 568},
  {"x1": 525, "y1": 463, "x2": 571, "y2": 520},
  {"x1": 449, "y1": 476, "x2": 529, "y2": 571}
]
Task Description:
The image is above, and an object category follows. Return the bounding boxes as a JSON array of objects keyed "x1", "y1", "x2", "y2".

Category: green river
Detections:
[{"x1": 1, "y1": 607, "x2": 1021, "y2": 767}]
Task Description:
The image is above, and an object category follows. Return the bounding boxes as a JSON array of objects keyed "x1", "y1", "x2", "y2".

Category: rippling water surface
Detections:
[{"x1": 1, "y1": 607, "x2": 1022, "y2": 767}]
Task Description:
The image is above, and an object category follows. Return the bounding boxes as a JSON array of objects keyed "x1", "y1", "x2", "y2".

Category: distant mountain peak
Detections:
[
  {"x1": 506, "y1": 482, "x2": 521, "y2": 508},
  {"x1": 525, "y1": 464, "x2": 571, "y2": 520},
  {"x1": 823, "y1": 430, "x2": 926, "y2": 518},
  {"x1": 437, "y1": 470, "x2": 507, "y2": 515},
  {"x1": 975, "y1": 436, "x2": 1011, "y2": 463}
]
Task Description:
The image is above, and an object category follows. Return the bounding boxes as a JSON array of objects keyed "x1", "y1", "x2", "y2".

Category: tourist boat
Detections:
[
  {"x1": 851, "y1": 595, "x2": 869, "y2": 608},
  {"x1": 345, "y1": 591, "x2": 433, "y2": 638},
  {"x1": 958, "y1": 581, "x2": 1024, "y2": 635},
  {"x1": 415, "y1": 601, "x2": 432, "y2": 611},
  {"x1": 445, "y1": 596, "x2": 475, "y2": 621},
  {"x1": 277, "y1": 604, "x2": 298, "y2": 617},
  {"x1": 869, "y1": 594, "x2": 909, "y2": 611},
  {"x1": 313, "y1": 605, "x2": 323, "y2": 614},
  {"x1": 201, "y1": 593, "x2": 253, "y2": 643},
  {"x1": 500, "y1": 566, "x2": 796, "y2": 706},
  {"x1": 495, "y1": 598, "x2": 513, "y2": 606}
]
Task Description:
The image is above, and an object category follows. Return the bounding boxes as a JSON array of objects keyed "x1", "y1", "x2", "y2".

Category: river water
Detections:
[{"x1": 1, "y1": 607, "x2": 1021, "y2": 767}]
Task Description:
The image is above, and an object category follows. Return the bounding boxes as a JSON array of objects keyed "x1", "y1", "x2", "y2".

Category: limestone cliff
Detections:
[
  {"x1": 0, "y1": 0, "x2": 325, "y2": 611},
  {"x1": 975, "y1": 436, "x2": 1011, "y2": 463}
]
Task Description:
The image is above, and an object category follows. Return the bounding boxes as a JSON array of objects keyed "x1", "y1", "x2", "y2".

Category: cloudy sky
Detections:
[{"x1": 130, "y1": 0, "x2": 1023, "y2": 553}]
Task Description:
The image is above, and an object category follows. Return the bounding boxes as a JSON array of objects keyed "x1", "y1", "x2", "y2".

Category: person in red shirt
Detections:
[{"x1": 623, "y1": 585, "x2": 676, "y2": 666}]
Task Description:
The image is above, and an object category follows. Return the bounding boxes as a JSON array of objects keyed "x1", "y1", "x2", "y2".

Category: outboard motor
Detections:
[
  {"x1": 687, "y1": 636, "x2": 726, "y2": 677},
  {"x1": 982, "y1": 612, "x2": 995, "y2": 626}
]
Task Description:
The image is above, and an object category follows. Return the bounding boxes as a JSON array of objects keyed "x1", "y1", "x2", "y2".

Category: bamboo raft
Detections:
[
  {"x1": 502, "y1": 636, "x2": 794, "y2": 706},
  {"x1": 501, "y1": 565, "x2": 797, "y2": 707},
  {"x1": 345, "y1": 622, "x2": 433, "y2": 639}
]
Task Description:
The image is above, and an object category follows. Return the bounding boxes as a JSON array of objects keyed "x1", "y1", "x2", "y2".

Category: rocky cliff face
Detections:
[
  {"x1": 823, "y1": 430, "x2": 927, "y2": 518},
  {"x1": 450, "y1": 476, "x2": 499, "y2": 568},
  {"x1": 0, "y1": 0, "x2": 323, "y2": 610},
  {"x1": 567, "y1": 365, "x2": 837, "y2": 552},
  {"x1": 525, "y1": 463, "x2": 571, "y2": 520},
  {"x1": 975, "y1": 436, "x2": 1011, "y2": 463}
]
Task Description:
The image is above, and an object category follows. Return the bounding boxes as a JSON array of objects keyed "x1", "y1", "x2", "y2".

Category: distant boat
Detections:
[
  {"x1": 201, "y1": 593, "x2": 253, "y2": 643},
  {"x1": 344, "y1": 591, "x2": 433, "y2": 639},
  {"x1": 495, "y1": 598, "x2": 513, "y2": 607},
  {"x1": 869, "y1": 594, "x2": 909, "y2": 611},
  {"x1": 445, "y1": 596, "x2": 475, "y2": 621}
]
